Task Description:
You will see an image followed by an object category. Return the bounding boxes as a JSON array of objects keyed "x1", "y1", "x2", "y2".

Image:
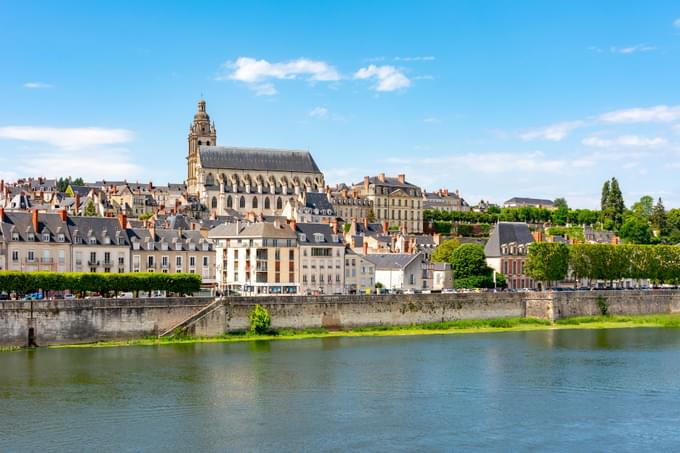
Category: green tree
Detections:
[
  {"x1": 632, "y1": 195, "x2": 654, "y2": 219},
  {"x1": 619, "y1": 216, "x2": 652, "y2": 244},
  {"x1": 608, "y1": 177, "x2": 625, "y2": 229},
  {"x1": 450, "y1": 244, "x2": 488, "y2": 279},
  {"x1": 600, "y1": 180, "x2": 610, "y2": 212},
  {"x1": 83, "y1": 200, "x2": 97, "y2": 216},
  {"x1": 525, "y1": 243, "x2": 570, "y2": 287},
  {"x1": 431, "y1": 239, "x2": 461, "y2": 264},
  {"x1": 650, "y1": 198, "x2": 667, "y2": 235},
  {"x1": 553, "y1": 198, "x2": 568, "y2": 210},
  {"x1": 249, "y1": 304, "x2": 271, "y2": 334}
]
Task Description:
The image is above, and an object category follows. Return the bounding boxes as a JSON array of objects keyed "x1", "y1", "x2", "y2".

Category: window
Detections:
[
  {"x1": 226, "y1": 195, "x2": 233, "y2": 208},
  {"x1": 252, "y1": 197, "x2": 258, "y2": 209},
  {"x1": 104, "y1": 252, "x2": 111, "y2": 264},
  {"x1": 276, "y1": 197, "x2": 283, "y2": 210},
  {"x1": 264, "y1": 197, "x2": 270, "y2": 209},
  {"x1": 239, "y1": 196, "x2": 246, "y2": 208},
  {"x1": 189, "y1": 256, "x2": 196, "y2": 267},
  {"x1": 148, "y1": 256, "x2": 155, "y2": 268},
  {"x1": 57, "y1": 233, "x2": 65, "y2": 242},
  {"x1": 211, "y1": 197, "x2": 218, "y2": 209},
  {"x1": 89, "y1": 237, "x2": 97, "y2": 245},
  {"x1": 11, "y1": 232, "x2": 19, "y2": 241},
  {"x1": 42, "y1": 233, "x2": 50, "y2": 242},
  {"x1": 27, "y1": 233, "x2": 35, "y2": 241},
  {"x1": 176, "y1": 256, "x2": 183, "y2": 267},
  {"x1": 11, "y1": 251, "x2": 19, "y2": 262},
  {"x1": 161, "y1": 256, "x2": 169, "y2": 268},
  {"x1": 59, "y1": 250, "x2": 65, "y2": 264},
  {"x1": 314, "y1": 233, "x2": 324, "y2": 242},
  {"x1": 203, "y1": 256, "x2": 209, "y2": 266}
]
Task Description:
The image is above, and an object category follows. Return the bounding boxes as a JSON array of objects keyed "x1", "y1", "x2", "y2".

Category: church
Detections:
[{"x1": 186, "y1": 99, "x2": 325, "y2": 217}]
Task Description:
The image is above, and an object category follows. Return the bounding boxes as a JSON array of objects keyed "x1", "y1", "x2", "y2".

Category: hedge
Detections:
[{"x1": 0, "y1": 271, "x2": 202, "y2": 296}]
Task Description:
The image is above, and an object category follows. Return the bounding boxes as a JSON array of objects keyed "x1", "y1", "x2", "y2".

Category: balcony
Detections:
[{"x1": 88, "y1": 260, "x2": 100, "y2": 266}]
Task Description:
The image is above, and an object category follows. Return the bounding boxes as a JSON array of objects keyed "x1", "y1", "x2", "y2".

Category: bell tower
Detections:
[{"x1": 187, "y1": 99, "x2": 217, "y2": 194}]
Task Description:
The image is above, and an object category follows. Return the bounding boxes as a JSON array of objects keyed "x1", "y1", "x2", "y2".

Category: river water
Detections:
[{"x1": 2, "y1": 329, "x2": 680, "y2": 452}]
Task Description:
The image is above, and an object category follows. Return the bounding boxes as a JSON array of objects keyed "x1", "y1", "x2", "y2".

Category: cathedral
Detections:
[{"x1": 186, "y1": 100, "x2": 325, "y2": 217}]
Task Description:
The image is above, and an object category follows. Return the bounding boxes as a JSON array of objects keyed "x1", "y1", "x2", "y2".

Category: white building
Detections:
[{"x1": 367, "y1": 252, "x2": 426, "y2": 291}]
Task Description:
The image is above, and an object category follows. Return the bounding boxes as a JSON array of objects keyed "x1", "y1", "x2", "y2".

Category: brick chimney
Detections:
[
  {"x1": 378, "y1": 173, "x2": 386, "y2": 183},
  {"x1": 397, "y1": 174, "x2": 405, "y2": 184},
  {"x1": 383, "y1": 221, "x2": 389, "y2": 233},
  {"x1": 290, "y1": 219, "x2": 297, "y2": 232},
  {"x1": 118, "y1": 213, "x2": 127, "y2": 229},
  {"x1": 332, "y1": 219, "x2": 338, "y2": 235},
  {"x1": 58, "y1": 209, "x2": 68, "y2": 222},
  {"x1": 363, "y1": 217, "x2": 369, "y2": 229},
  {"x1": 532, "y1": 231, "x2": 544, "y2": 243},
  {"x1": 362, "y1": 241, "x2": 368, "y2": 255},
  {"x1": 75, "y1": 193, "x2": 81, "y2": 214},
  {"x1": 363, "y1": 176, "x2": 369, "y2": 192},
  {"x1": 32, "y1": 209, "x2": 39, "y2": 232},
  {"x1": 0, "y1": 207, "x2": 4, "y2": 222}
]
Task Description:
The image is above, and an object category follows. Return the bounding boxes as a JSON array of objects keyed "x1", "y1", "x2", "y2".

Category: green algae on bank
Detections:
[{"x1": 43, "y1": 314, "x2": 680, "y2": 349}]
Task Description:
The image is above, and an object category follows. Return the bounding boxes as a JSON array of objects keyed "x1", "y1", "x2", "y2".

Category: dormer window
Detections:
[
  {"x1": 161, "y1": 242, "x2": 169, "y2": 251},
  {"x1": 103, "y1": 237, "x2": 111, "y2": 245},
  {"x1": 314, "y1": 233, "x2": 324, "y2": 243},
  {"x1": 175, "y1": 243, "x2": 182, "y2": 251},
  {"x1": 57, "y1": 234, "x2": 65, "y2": 242},
  {"x1": 11, "y1": 232, "x2": 19, "y2": 241},
  {"x1": 42, "y1": 233, "x2": 50, "y2": 242},
  {"x1": 27, "y1": 233, "x2": 35, "y2": 241},
  {"x1": 298, "y1": 233, "x2": 306, "y2": 242},
  {"x1": 202, "y1": 243, "x2": 209, "y2": 251},
  {"x1": 331, "y1": 234, "x2": 338, "y2": 243},
  {"x1": 89, "y1": 237, "x2": 97, "y2": 245}
]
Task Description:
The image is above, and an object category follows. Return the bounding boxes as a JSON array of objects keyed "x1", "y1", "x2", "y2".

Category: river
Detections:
[{"x1": 2, "y1": 328, "x2": 680, "y2": 452}]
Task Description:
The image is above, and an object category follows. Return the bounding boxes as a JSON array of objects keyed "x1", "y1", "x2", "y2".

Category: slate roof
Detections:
[
  {"x1": 128, "y1": 228, "x2": 209, "y2": 251},
  {"x1": 0, "y1": 212, "x2": 71, "y2": 242},
  {"x1": 504, "y1": 197, "x2": 555, "y2": 206},
  {"x1": 363, "y1": 175, "x2": 420, "y2": 189},
  {"x1": 208, "y1": 221, "x2": 298, "y2": 240},
  {"x1": 484, "y1": 222, "x2": 534, "y2": 257},
  {"x1": 365, "y1": 253, "x2": 424, "y2": 270},
  {"x1": 199, "y1": 146, "x2": 321, "y2": 173},
  {"x1": 304, "y1": 192, "x2": 334, "y2": 212},
  {"x1": 68, "y1": 216, "x2": 130, "y2": 246},
  {"x1": 295, "y1": 223, "x2": 343, "y2": 246}
]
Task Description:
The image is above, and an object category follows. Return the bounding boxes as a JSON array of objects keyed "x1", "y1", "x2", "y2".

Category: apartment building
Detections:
[
  {"x1": 68, "y1": 215, "x2": 131, "y2": 273},
  {"x1": 485, "y1": 222, "x2": 535, "y2": 290},
  {"x1": 352, "y1": 173, "x2": 423, "y2": 233},
  {"x1": 344, "y1": 249, "x2": 376, "y2": 294},
  {"x1": 295, "y1": 222, "x2": 345, "y2": 295}
]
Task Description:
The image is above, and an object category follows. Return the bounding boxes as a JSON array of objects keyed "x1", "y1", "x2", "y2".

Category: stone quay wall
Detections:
[{"x1": 2, "y1": 290, "x2": 680, "y2": 347}]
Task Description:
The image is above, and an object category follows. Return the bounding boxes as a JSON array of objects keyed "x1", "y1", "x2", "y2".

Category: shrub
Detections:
[{"x1": 249, "y1": 304, "x2": 271, "y2": 334}]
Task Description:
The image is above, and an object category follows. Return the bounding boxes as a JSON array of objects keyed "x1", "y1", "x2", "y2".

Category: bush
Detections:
[{"x1": 249, "y1": 304, "x2": 271, "y2": 334}]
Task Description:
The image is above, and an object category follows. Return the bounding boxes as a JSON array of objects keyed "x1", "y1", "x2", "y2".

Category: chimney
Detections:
[
  {"x1": 75, "y1": 193, "x2": 81, "y2": 214},
  {"x1": 118, "y1": 213, "x2": 127, "y2": 229},
  {"x1": 532, "y1": 231, "x2": 544, "y2": 243},
  {"x1": 0, "y1": 180, "x2": 4, "y2": 193},
  {"x1": 363, "y1": 176, "x2": 369, "y2": 192},
  {"x1": 397, "y1": 174, "x2": 405, "y2": 184},
  {"x1": 290, "y1": 219, "x2": 297, "y2": 232},
  {"x1": 378, "y1": 173, "x2": 386, "y2": 183},
  {"x1": 362, "y1": 241, "x2": 368, "y2": 255},
  {"x1": 58, "y1": 209, "x2": 68, "y2": 222},
  {"x1": 332, "y1": 219, "x2": 338, "y2": 235},
  {"x1": 443, "y1": 188, "x2": 449, "y2": 196},
  {"x1": 0, "y1": 207, "x2": 4, "y2": 222},
  {"x1": 32, "y1": 209, "x2": 39, "y2": 232},
  {"x1": 383, "y1": 221, "x2": 389, "y2": 233},
  {"x1": 363, "y1": 217, "x2": 368, "y2": 229}
]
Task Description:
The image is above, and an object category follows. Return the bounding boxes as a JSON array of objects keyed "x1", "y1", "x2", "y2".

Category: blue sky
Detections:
[{"x1": 2, "y1": 1, "x2": 680, "y2": 208}]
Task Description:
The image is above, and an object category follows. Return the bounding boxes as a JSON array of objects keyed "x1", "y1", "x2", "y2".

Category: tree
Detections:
[
  {"x1": 525, "y1": 243, "x2": 570, "y2": 287},
  {"x1": 600, "y1": 180, "x2": 610, "y2": 212},
  {"x1": 553, "y1": 198, "x2": 568, "y2": 210},
  {"x1": 632, "y1": 195, "x2": 654, "y2": 219},
  {"x1": 249, "y1": 304, "x2": 271, "y2": 334},
  {"x1": 608, "y1": 178, "x2": 625, "y2": 229},
  {"x1": 431, "y1": 239, "x2": 461, "y2": 264},
  {"x1": 367, "y1": 208, "x2": 376, "y2": 223},
  {"x1": 83, "y1": 200, "x2": 97, "y2": 216},
  {"x1": 619, "y1": 216, "x2": 652, "y2": 244},
  {"x1": 650, "y1": 198, "x2": 667, "y2": 235},
  {"x1": 450, "y1": 244, "x2": 488, "y2": 279}
]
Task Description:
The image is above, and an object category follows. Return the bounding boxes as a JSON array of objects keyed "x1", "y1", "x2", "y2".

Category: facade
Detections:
[
  {"x1": 185, "y1": 100, "x2": 325, "y2": 217},
  {"x1": 295, "y1": 222, "x2": 345, "y2": 295},
  {"x1": 209, "y1": 220, "x2": 299, "y2": 295},
  {"x1": 127, "y1": 226, "x2": 215, "y2": 285},
  {"x1": 68, "y1": 215, "x2": 131, "y2": 274},
  {"x1": 423, "y1": 262, "x2": 453, "y2": 291},
  {"x1": 503, "y1": 197, "x2": 556, "y2": 210},
  {"x1": 367, "y1": 252, "x2": 426, "y2": 291},
  {"x1": 484, "y1": 222, "x2": 535, "y2": 290},
  {"x1": 344, "y1": 249, "x2": 376, "y2": 294},
  {"x1": 328, "y1": 185, "x2": 373, "y2": 223},
  {"x1": 422, "y1": 189, "x2": 470, "y2": 212},
  {"x1": 282, "y1": 192, "x2": 336, "y2": 224},
  {"x1": 352, "y1": 173, "x2": 423, "y2": 233}
]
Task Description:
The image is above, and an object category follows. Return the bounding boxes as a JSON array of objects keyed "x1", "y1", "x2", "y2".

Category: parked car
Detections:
[
  {"x1": 442, "y1": 288, "x2": 455, "y2": 294},
  {"x1": 64, "y1": 294, "x2": 76, "y2": 299}
]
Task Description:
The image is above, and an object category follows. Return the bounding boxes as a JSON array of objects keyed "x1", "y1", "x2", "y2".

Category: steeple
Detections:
[{"x1": 187, "y1": 99, "x2": 217, "y2": 194}]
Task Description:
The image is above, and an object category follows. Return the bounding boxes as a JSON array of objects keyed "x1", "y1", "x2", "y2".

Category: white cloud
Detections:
[
  {"x1": 23, "y1": 82, "x2": 52, "y2": 89},
  {"x1": 582, "y1": 135, "x2": 667, "y2": 148},
  {"x1": 223, "y1": 56, "x2": 339, "y2": 82},
  {"x1": 309, "y1": 107, "x2": 329, "y2": 119},
  {"x1": 599, "y1": 105, "x2": 680, "y2": 123},
  {"x1": 610, "y1": 44, "x2": 655, "y2": 54},
  {"x1": 520, "y1": 121, "x2": 584, "y2": 141},
  {"x1": 0, "y1": 126, "x2": 134, "y2": 150},
  {"x1": 674, "y1": 18, "x2": 680, "y2": 28},
  {"x1": 394, "y1": 56, "x2": 435, "y2": 62},
  {"x1": 354, "y1": 65, "x2": 411, "y2": 92}
]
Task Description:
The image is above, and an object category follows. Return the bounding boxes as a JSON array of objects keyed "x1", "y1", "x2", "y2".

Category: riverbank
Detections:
[{"x1": 37, "y1": 314, "x2": 680, "y2": 349}]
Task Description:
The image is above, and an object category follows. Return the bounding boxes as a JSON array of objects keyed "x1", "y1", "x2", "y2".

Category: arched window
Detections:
[
  {"x1": 239, "y1": 196, "x2": 246, "y2": 208},
  {"x1": 276, "y1": 197, "x2": 283, "y2": 210},
  {"x1": 252, "y1": 197, "x2": 258, "y2": 209},
  {"x1": 264, "y1": 197, "x2": 270, "y2": 209},
  {"x1": 206, "y1": 141, "x2": 210, "y2": 145},
  {"x1": 226, "y1": 195, "x2": 232, "y2": 208},
  {"x1": 211, "y1": 197, "x2": 217, "y2": 209},
  {"x1": 198, "y1": 140, "x2": 202, "y2": 146},
  {"x1": 205, "y1": 174, "x2": 214, "y2": 186}
]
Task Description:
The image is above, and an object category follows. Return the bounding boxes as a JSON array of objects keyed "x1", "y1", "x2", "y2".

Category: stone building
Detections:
[
  {"x1": 344, "y1": 249, "x2": 376, "y2": 294},
  {"x1": 367, "y1": 252, "x2": 426, "y2": 291},
  {"x1": 484, "y1": 222, "x2": 535, "y2": 290},
  {"x1": 68, "y1": 215, "x2": 131, "y2": 274},
  {"x1": 185, "y1": 100, "x2": 325, "y2": 217},
  {"x1": 352, "y1": 173, "x2": 423, "y2": 233},
  {"x1": 295, "y1": 222, "x2": 345, "y2": 295},
  {"x1": 328, "y1": 184, "x2": 374, "y2": 223},
  {"x1": 209, "y1": 219, "x2": 299, "y2": 295},
  {"x1": 422, "y1": 189, "x2": 470, "y2": 212}
]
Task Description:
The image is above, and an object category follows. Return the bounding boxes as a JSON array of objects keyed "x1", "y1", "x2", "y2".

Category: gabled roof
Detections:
[
  {"x1": 199, "y1": 146, "x2": 322, "y2": 173},
  {"x1": 484, "y1": 222, "x2": 534, "y2": 257},
  {"x1": 366, "y1": 252, "x2": 423, "y2": 270},
  {"x1": 0, "y1": 212, "x2": 71, "y2": 242},
  {"x1": 68, "y1": 216, "x2": 129, "y2": 246},
  {"x1": 208, "y1": 221, "x2": 297, "y2": 240}
]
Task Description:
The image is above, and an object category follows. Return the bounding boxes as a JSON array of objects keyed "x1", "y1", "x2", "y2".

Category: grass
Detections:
[{"x1": 13, "y1": 314, "x2": 680, "y2": 350}]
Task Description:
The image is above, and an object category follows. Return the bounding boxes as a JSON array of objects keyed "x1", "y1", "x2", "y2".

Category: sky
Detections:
[{"x1": 2, "y1": 1, "x2": 680, "y2": 209}]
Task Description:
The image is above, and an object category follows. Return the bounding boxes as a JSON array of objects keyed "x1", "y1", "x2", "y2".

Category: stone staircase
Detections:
[{"x1": 158, "y1": 298, "x2": 223, "y2": 338}]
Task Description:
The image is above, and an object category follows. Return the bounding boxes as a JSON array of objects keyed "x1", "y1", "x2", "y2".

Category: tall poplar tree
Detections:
[{"x1": 651, "y1": 198, "x2": 667, "y2": 235}]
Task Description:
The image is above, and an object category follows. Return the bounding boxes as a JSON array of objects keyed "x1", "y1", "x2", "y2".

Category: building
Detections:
[
  {"x1": 282, "y1": 192, "x2": 336, "y2": 224},
  {"x1": 423, "y1": 262, "x2": 453, "y2": 291},
  {"x1": 352, "y1": 173, "x2": 423, "y2": 233},
  {"x1": 185, "y1": 100, "x2": 325, "y2": 217},
  {"x1": 422, "y1": 189, "x2": 470, "y2": 212},
  {"x1": 344, "y1": 249, "x2": 376, "y2": 294},
  {"x1": 127, "y1": 225, "x2": 214, "y2": 285},
  {"x1": 328, "y1": 185, "x2": 374, "y2": 223},
  {"x1": 503, "y1": 197, "x2": 556, "y2": 210},
  {"x1": 209, "y1": 219, "x2": 299, "y2": 295},
  {"x1": 295, "y1": 222, "x2": 345, "y2": 295},
  {"x1": 367, "y1": 252, "x2": 426, "y2": 291},
  {"x1": 484, "y1": 222, "x2": 535, "y2": 290},
  {"x1": 68, "y1": 215, "x2": 131, "y2": 274}
]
